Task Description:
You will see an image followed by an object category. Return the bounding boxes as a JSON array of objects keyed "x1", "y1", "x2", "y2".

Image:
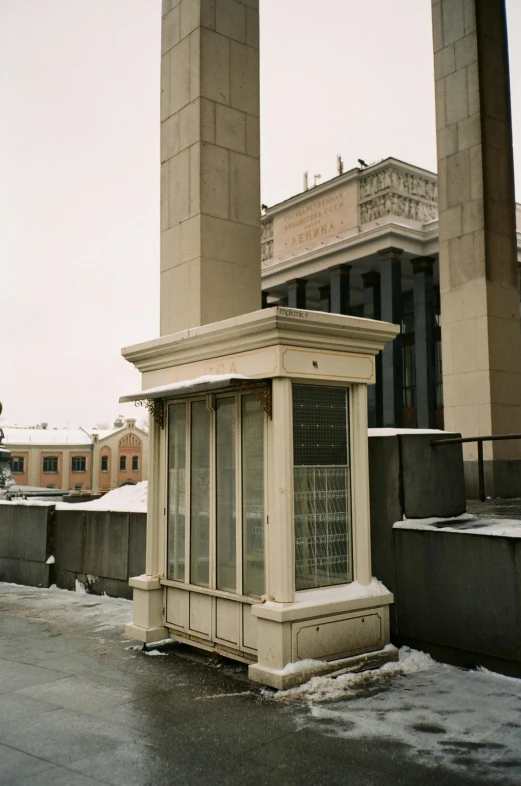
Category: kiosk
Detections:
[{"x1": 122, "y1": 306, "x2": 399, "y2": 688}]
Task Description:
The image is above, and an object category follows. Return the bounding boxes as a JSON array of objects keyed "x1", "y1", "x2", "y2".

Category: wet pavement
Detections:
[
  {"x1": 1, "y1": 584, "x2": 521, "y2": 786},
  {"x1": 467, "y1": 497, "x2": 521, "y2": 519}
]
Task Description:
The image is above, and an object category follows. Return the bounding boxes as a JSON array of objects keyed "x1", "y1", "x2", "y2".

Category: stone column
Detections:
[
  {"x1": 287, "y1": 278, "x2": 307, "y2": 309},
  {"x1": 160, "y1": 0, "x2": 261, "y2": 336},
  {"x1": 318, "y1": 285, "x2": 331, "y2": 313},
  {"x1": 379, "y1": 248, "x2": 404, "y2": 427},
  {"x1": 432, "y1": 0, "x2": 521, "y2": 496},
  {"x1": 412, "y1": 257, "x2": 437, "y2": 429},
  {"x1": 362, "y1": 271, "x2": 383, "y2": 427},
  {"x1": 330, "y1": 265, "x2": 351, "y2": 315}
]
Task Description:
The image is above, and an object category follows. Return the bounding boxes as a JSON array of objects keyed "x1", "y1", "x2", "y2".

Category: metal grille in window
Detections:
[{"x1": 292, "y1": 385, "x2": 352, "y2": 590}]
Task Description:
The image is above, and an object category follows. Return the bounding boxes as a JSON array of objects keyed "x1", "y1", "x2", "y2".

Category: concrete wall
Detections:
[{"x1": 0, "y1": 503, "x2": 146, "y2": 599}]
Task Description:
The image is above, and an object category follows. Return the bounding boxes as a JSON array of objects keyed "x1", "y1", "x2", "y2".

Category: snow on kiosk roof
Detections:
[{"x1": 119, "y1": 373, "x2": 251, "y2": 403}]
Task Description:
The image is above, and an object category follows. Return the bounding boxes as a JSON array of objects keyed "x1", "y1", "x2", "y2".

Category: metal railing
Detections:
[{"x1": 430, "y1": 433, "x2": 521, "y2": 502}]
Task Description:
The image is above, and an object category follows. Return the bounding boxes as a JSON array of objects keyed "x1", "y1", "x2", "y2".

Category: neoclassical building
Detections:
[
  {"x1": 261, "y1": 157, "x2": 521, "y2": 430},
  {"x1": 3, "y1": 418, "x2": 148, "y2": 492}
]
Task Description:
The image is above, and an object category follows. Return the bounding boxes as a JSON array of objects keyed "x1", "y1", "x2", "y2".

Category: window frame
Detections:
[
  {"x1": 101, "y1": 455, "x2": 109, "y2": 472},
  {"x1": 71, "y1": 455, "x2": 87, "y2": 473},
  {"x1": 10, "y1": 456, "x2": 24, "y2": 474},
  {"x1": 42, "y1": 456, "x2": 58, "y2": 474},
  {"x1": 119, "y1": 455, "x2": 127, "y2": 472},
  {"x1": 132, "y1": 455, "x2": 139, "y2": 472},
  {"x1": 163, "y1": 390, "x2": 267, "y2": 601}
]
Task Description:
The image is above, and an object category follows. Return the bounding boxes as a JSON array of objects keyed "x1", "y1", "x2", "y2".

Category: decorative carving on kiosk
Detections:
[
  {"x1": 134, "y1": 399, "x2": 165, "y2": 429},
  {"x1": 359, "y1": 166, "x2": 437, "y2": 225},
  {"x1": 239, "y1": 380, "x2": 272, "y2": 419}
]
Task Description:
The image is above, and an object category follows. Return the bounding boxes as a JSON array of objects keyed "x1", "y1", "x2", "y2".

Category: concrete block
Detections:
[
  {"x1": 90, "y1": 577, "x2": 133, "y2": 601},
  {"x1": 200, "y1": 98, "x2": 216, "y2": 143},
  {"x1": 161, "y1": 113, "x2": 181, "y2": 163},
  {"x1": 447, "y1": 149, "x2": 471, "y2": 207},
  {"x1": 245, "y1": 113, "x2": 259, "y2": 157},
  {"x1": 161, "y1": 162, "x2": 170, "y2": 231},
  {"x1": 446, "y1": 68, "x2": 469, "y2": 125},
  {"x1": 442, "y1": 0, "x2": 465, "y2": 46},
  {"x1": 19, "y1": 561, "x2": 50, "y2": 589},
  {"x1": 54, "y1": 510, "x2": 85, "y2": 574},
  {"x1": 400, "y1": 433, "x2": 466, "y2": 519},
  {"x1": 245, "y1": 5, "x2": 259, "y2": 49},
  {"x1": 200, "y1": 214, "x2": 259, "y2": 265},
  {"x1": 168, "y1": 148, "x2": 190, "y2": 224},
  {"x1": 0, "y1": 557, "x2": 17, "y2": 583},
  {"x1": 83, "y1": 512, "x2": 129, "y2": 581},
  {"x1": 455, "y1": 32, "x2": 477, "y2": 70},
  {"x1": 23, "y1": 507, "x2": 52, "y2": 562},
  {"x1": 200, "y1": 28, "x2": 230, "y2": 105},
  {"x1": 189, "y1": 142, "x2": 201, "y2": 216},
  {"x1": 180, "y1": 215, "x2": 201, "y2": 263},
  {"x1": 0, "y1": 506, "x2": 11, "y2": 556},
  {"x1": 160, "y1": 224, "x2": 181, "y2": 272},
  {"x1": 129, "y1": 513, "x2": 147, "y2": 578},
  {"x1": 230, "y1": 40, "x2": 259, "y2": 115},
  {"x1": 179, "y1": 99, "x2": 200, "y2": 151},
  {"x1": 368, "y1": 436, "x2": 402, "y2": 595},
  {"x1": 215, "y1": 103, "x2": 246, "y2": 153},
  {"x1": 394, "y1": 529, "x2": 520, "y2": 662},
  {"x1": 54, "y1": 568, "x2": 77, "y2": 591},
  {"x1": 169, "y1": 36, "x2": 191, "y2": 115},
  {"x1": 162, "y1": 5, "x2": 181, "y2": 54},
  {"x1": 161, "y1": 51, "x2": 171, "y2": 121},
  {"x1": 161, "y1": 263, "x2": 192, "y2": 334},
  {"x1": 229, "y1": 151, "x2": 259, "y2": 226},
  {"x1": 216, "y1": 0, "x2": 246, "y2": 44},
  {"x1": 200, "y1": 142, "x2": 229, "y2": 219}
]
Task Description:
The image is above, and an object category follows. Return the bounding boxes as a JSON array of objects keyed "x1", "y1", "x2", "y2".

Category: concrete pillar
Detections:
[
  {"x1": 318, "y1": 285, "x2": 331, "y2": 313},
  {"x1": 287, "y1": 278, "x2": 307, "y2": 309},
  {"x1": 330, "y1": 265, "x2": 351, "y2": 315},
  {"x1": 362, "y1": 271, "x2": 383, "y2": 427},
  {"x1": 379, "y1": 248, "x2": 404, "y2": 427},
  {"x1": 412, "y1": 257, "x2": 437, "y2": 429},
  {"x1": 160, "y1": 0, "x2": 261, "y2": 336},
  {"x1": 432, "y1": 0, "x2": 521, "y2": 496}
]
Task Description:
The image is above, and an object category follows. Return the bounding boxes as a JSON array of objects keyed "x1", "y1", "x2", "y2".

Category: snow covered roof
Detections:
[
  {"x1": 56, "y1": 480, "x2": 148, "y2": 513},
  {"x1": 119, "y1": 374, "x2": 250, "y2": 403},
  {"x1": 2, "y1": 428, "x2": 93, "y2": 446}
]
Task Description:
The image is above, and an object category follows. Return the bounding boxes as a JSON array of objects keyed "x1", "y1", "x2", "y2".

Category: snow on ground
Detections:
[
  {"x1": 0, "y1": 581, "x2": 132, "y2": 634},
  {"x1": 55, "y1": 480, "x2": 148, "y2": 513},
  {"x1": 277, "y1": 648, "x2": 521, "y2": 783},
  {"x1": 395, "y1": 513, "x2": 521, "y2": 538}
]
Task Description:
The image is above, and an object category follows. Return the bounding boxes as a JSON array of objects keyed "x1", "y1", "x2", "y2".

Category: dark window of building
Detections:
[
  {"x1": 101, "y1": 455, "x2": 109, "y2": 472},
  {"x1": 71, "y1": 456, "x2": 86, "y2": 473},
  {"x1": 46, "y1": 483, "x2": 55, "y2": 489},
  {"x1": 120, "y1": 455, "x2": 127, "y2": 472},
  {"x1": 132, "y1": 455, "x2": 139, "y2": 472},
  {"x1": 74, "y1": 483, "x2": 82, "y2": 491},
  {"x1": 10, "y1": 457, "x2": 24, "y2": 474},
  {"x1": 43, "y1": 456, "x2": 58, "y2": 473}
]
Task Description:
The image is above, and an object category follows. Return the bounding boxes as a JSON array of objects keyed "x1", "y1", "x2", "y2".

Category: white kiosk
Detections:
[{"x1": 122, "y1": 306, "x2": 399, "y2": 688}]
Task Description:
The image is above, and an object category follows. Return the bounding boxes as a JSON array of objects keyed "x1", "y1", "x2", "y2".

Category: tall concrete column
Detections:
[
  {"x1": 287, "y1": 278, "x2": 307, "y2": 309},
  {"x1": 412, "y1": 257, "x2": 437, "y2": 429},
  {"x1": 160, "y1": 0, "x2": 261, "y2": 336},
  {"x1": 362, "y1": 271, "x2": 383, "y2": 427},
  {"x1": 432, "y1": 0, "x2": 521, "y2": 495},
  {"x1": 379, "y1": 248, "x2": 404, "y2": 427},
  {"x1": 330, "y1": 265, "x2": 351, "y2": 315}
]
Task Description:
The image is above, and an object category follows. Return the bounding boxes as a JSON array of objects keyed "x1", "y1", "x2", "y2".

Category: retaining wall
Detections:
[{"x1": 0, "y1": 503, "x2": 146, "y2": 599}]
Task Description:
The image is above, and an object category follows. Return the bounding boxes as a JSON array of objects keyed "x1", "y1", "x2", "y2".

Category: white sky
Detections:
[{"x1": 2, "y1": 1, "x2": 520, "y2": 428}]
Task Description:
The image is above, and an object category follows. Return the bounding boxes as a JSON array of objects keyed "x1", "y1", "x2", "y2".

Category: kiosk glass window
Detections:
[
  {"x1": 190, "y1": 400, "x2": 211, "y2": 587},
  {"x1": 242, "y1": 395, "x2": 265, "y2": 597},
  {"x1": 216, "y1": 397, "x2": 236, "y2": 593},
  {"x1": 167, "y1": 403, "x2": 187, "y2": 582},
  {"x1": 165, "y1": 392, "x2": 265, "y2": 598},
  {"x1": 293, "y1": 384, "x2": 352, "y2": 590}
]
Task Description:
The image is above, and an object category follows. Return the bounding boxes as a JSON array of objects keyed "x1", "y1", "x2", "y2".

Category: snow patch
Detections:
[
  {"x1": 280, "y1": 658, "x2": 326, "y2": 676},
  {"x1": 45, "y1": 555, "x2": 55, "y2": 564},
  {"x1": 56, "y1": 480, "x2": 148, "y2": 513},
  {"x1": 278, "y1": 647, "x2": 435, "y2": 702},
  {"x1": 145, "y1": 649, "x2": 167, "y2": 657},
  {"x1": 75, "y1": 579, "x2": 87, "y2": 594},
  {"x1": 395, "y1": 514, "x2": 521, "y2": 538}
]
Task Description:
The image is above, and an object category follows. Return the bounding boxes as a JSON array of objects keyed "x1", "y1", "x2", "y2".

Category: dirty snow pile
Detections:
[
  {"x1": 278, "y1": 646, "x2": 435, "y2": 702},
  {"x1": 56, "y1": 480, "x2": 148, "y2": 513}
]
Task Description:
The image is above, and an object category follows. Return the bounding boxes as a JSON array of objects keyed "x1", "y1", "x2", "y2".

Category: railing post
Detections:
[{"x1": 477, "y1": 440, "x2": 485, "y2": 502}]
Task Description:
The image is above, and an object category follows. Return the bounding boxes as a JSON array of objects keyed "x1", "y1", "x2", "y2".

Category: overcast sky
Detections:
[{"x1": 2, "y1": 1, "x2": 520, "y2": 429}]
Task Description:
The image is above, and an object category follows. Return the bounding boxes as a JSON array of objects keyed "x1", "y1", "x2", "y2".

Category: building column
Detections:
[
  {"x1": 362, "y1": 271, "x2": 383, "y2": 427},
  {"x1": 287, "y1": 278, "x2": 307, "y2": 309},
  {"x1": 318, "y1": 285, "x2": 331, "y2": 313},
  {"x1": 330, "y1": 265, "x2": 351, "y2": 315},
  {"x1": 412, "y1": 257, "x2": 437, "y2": 429},
  {"x1": 432, "y1": 0, "x2": 521, "y2": 496},
  {"x1": 160, "y1": 0, "x2": 261, "y2": 335},
  {"x1": 379, "y1": 248, "x2": 403, "y2": 428}
]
